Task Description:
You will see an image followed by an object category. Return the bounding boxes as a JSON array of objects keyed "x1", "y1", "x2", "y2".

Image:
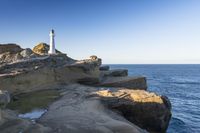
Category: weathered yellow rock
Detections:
[
  {"x1": 32, "y1": 43, "x2": 49, "y2": 55},
  {"x1": 96, "y1": 89, "x2": 163, "y2": 103},
  {"x1": 96, "y1": 88, "x2": 171, "y2": 133},
  {"x1": 32, "y1": 43, "x2": 61, "y2": 55}
]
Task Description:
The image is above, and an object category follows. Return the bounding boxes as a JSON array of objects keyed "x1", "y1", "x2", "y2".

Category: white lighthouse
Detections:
[{"x1": 48, "y1": 29, "x2": 56, "y2": 54}]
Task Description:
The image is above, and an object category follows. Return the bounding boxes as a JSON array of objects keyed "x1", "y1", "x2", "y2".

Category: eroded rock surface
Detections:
[
  {"x1": 0, "y1": 90, "x2": 10, "y2": 123},
  {"x1": 0, "y1": 44, "x2": 22, "y2": 54},
  {"x1": 0, "y1": 44, "x2": 39, "y2": 65},
  {"x1": 0, "y1": 54, "x2": 101, "y2": 94},
  {"x1": 0, "y1": 43, "x2": 172, "y2": 133},
  {"x1": 0, "y1": 90, "x2": 10, "y2": 107},
  {"x1": 39, "y1": 84, "x2": 147, "y2": 133},
  {"x1": 0, "y1": 109, "x2": 52, "y2": 133},
  {"x1": 96, "y1": 89, "x2": 172, "y2": 133},
  {"x1": 101, "y1": 69, "x2": 128, "y2": 77},
  {"x1": 99, "y1": 76, "x2": 147, "y2": 90},
  {"x1": 99, "y1": 65, "x2": 110, "y2": 71}
]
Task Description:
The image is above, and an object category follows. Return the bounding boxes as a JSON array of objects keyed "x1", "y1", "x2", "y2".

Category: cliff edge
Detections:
[{"x1": 0, "y1": 43, "x2": 171, "y2": 133}]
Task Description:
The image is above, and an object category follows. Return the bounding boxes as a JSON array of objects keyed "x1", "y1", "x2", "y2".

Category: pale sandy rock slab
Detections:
[
  {"x1": 96, "y1": 88, "x2": 171, "y2": 133},
  {"x1": 101, "y1": 69, "x2": 128, "y2": 77},
  {"x1": 98, "y1": 76, "x2": 147, "y2": 90},
  {"x1": 39, "y1": 84, "x2": 147, "y2": 133}
]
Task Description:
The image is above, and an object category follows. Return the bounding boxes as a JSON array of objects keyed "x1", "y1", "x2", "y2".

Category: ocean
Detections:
[{"x1": 109, "y1": 64, "x2": 200, "y2": 133}]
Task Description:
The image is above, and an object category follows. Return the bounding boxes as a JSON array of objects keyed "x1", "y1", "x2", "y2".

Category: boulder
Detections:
[
  {"x1": 90, "y1": 55, "x2": 98, "y2": 60},
  {"x1": 20, "y1": 48, "x2": 33, "y2": 58},
  {"x1": 96, "y1": 89, "x2": 172, "y2": 133},
  {"x1": 102, "y1": 69, "x2": 128, "y2": 77},
  {"x1": 0, "y1": 44, "x2": 23, "y2": 54},
  {"x1": 99, "y1": 76, "x2": 147, "y2": 90},
  {"x1": 32, "y1": 43, "x2": 61, "y2": 55},
  {"x1": 99, "y1": 65, "x2": 110, "y2": 71},
  {"x1": 0, "y1": 44, "x2": 24, "y2": 64}
]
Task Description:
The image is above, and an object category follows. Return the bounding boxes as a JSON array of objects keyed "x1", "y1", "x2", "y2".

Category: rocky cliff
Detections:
[{"x1": 0, "y1": 43, "x2": 171, "y2": 133}]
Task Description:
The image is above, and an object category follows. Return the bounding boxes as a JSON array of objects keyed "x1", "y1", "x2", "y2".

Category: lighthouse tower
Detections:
[{"x1": 48, "y1": 29, "x2": 56, "y2": 54}]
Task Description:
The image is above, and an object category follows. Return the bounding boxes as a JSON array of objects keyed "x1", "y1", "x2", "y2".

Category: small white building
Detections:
[{"x1": 48, "y1": 29, "x2": 56, "y2": 54}]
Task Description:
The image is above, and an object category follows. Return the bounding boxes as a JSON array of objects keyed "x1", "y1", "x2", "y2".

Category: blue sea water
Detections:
[{"x1": 109, "y1": 64, "x2": 200, "y2": 133}]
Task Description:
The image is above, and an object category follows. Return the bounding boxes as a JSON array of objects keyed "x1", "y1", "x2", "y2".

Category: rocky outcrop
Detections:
[
  {"x1": 39, "y1": 84, "x2": 147, "y2": 133},
  {"x1": 20, "y1": 48, "x2": 33, "y2": 58},
  {"x1": 98, "y1": 76, "x2": 147, "y2": 90},
  {"x1": 99, "y1": 65, "x2": 110, "y2": 71},
  {"x1": 0, "y1": 44, "x2": 23, "y2": 54},
  {"x1": 32, "y1": 43, "x2": 61, "y2": 55},
  {"x1": 90, "y1": 55, "x2": 98, "y2": 60},
  {"x1": 0, "y1": 54, "x2": 101, "y2": 94},
  {"x1": 0, "y1": 43, "x2": 172, "y2": 133},
  {"x1": 0, "y1": 44, "x2": 39, "y2": 65},
  {"x1": 96, "y1": 89, "x2": 172, "y2": 133},
  {"x1": 0, "y1": 44, "x2": 23, "y2": 64},
  {"x1": 0, "y1": 52, "x2": 23, "y2": 64},
  {"x1": 101, "y1": 69, "x2": 128, "y2": 77}
]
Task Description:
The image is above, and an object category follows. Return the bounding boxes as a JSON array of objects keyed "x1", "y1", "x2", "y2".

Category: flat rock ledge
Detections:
[
  {"x1": 100, "y1": 69, "x2": 128, "y2": 77},
  {"x1": 98, "y1": 76, "x2": 147, "y2": 90},
  {"x1": 38, "y1": 84, "x2": 148, "y2": 133},
  {"x1": 95, "y1": 88, "x2": 172, "y2": 133}
]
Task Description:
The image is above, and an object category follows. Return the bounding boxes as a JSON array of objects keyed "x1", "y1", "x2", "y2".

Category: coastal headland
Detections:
[{"x1": 0, "y1": 43, "x2": 171, "y2": 133}]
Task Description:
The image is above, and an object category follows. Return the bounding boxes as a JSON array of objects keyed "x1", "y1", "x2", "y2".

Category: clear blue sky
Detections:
[{"x1": 1, "y1": 0, "x2": 200, "y2": 64}]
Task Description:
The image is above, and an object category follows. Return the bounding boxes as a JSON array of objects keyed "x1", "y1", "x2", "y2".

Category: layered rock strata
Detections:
[{"x1": 0, "y1": 43, "x2": 172, "y2": 133}]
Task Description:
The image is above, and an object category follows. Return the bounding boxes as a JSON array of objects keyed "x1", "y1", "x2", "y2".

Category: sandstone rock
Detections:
[
  {"x1": 77, "y1": 77, "x2": 100, "y2": 85},
  {"x1": 99, "y1": 65, "x2": 110, "y2": 71},
  {"x1": 20, "y1": 48, "x2": 33, "y2": 58},
  {"x1": 0, "y1": 90, "x2": 10, "y2": 123},
  {"x1": 0, "y1": 109, "x2": 52, "y2": 133},
  {"x1": 98, "y1": 76, "x2": 147, "y2": 90},
  {"x1": 0, "y1": 45, "x2": 34, "y2": 64},
  {"x1": 0, "y1": 43, "x2": 172, "y2": 133},
  {"x1": 101, "y1": 69, "x2": 128, "y2": 77},
  {"x1": 0, "y1": 90, "x2": 10, "y2": 108},
  {"x1": 96, "y1": 89, "x2": 171, "y2": 133},
  {"x1": 32, "y1": 43, "x2": 61, "y2": 55},
  {"x1": 90, "y1": 55, "x2": 98, "y2": 60},
  {"x1": 0, "y1": 52, "x2": 23, "y2": 64},
  {"x1": 0, "y1": 44, "x2": 23, "y2": 54},
  {"x1": 0, "y1": 55, "x2": 100, "y2": 94},
  {"x1": 39, "y1": 84, "x2": 147, "y2": 133}
]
